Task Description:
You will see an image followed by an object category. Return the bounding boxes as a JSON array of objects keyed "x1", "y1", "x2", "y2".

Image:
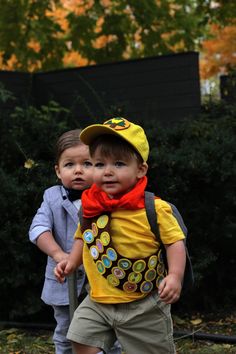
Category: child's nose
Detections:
[
  {"x1": 75, "y1": 164, "x2": 83, "y2": 173},
  {"x1": 104, "y1": 165, "x2": 113, "y2": 175}
]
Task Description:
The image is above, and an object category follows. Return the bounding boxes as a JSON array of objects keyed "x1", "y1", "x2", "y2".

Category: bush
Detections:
[
  {"x1": 0, "y1": 87, "x2": 235, "y2": 319},
  {"x1": 0, "y1": 89, "x2": 79, "y2": 320},
  {"x1": 146, "y1": 102, "x2": 236, "y2": 311}
]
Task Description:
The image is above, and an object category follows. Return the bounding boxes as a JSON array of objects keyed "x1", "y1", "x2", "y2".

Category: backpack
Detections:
[{"x1": 145, "y1": 191, "x2": 194, "y2": 291}]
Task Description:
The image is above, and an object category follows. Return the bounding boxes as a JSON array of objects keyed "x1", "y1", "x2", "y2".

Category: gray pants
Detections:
[
  {"x1": 53, "y1": 305, "x2": 72, "y2": 354},
  {"x1": 52, "y1": 305, "x2": 122, "y2": 354}
]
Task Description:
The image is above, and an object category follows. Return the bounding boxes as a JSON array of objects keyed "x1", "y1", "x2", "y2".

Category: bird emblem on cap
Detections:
[{"x1": 104, "y1": 117, "x2": 130, "y2": 130}]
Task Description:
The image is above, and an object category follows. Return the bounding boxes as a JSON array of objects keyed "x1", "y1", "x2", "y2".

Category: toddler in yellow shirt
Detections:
[{"x1": 55, "y1": 117, "x2": 186, "y2": 354}]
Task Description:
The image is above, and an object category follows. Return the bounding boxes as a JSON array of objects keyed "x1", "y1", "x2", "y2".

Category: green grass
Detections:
[
  {"x1": 176, "y1": 340, "x2": 236, "y2": 353},
  {"x1": 1, "y1": 321, "x2": 236, "y2": 354},
  {"x1": 0, "y1": 328, "x2": 54, "y2": 354}
]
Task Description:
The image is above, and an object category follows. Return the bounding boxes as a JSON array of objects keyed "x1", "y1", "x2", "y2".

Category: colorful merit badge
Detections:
[
  {"x1": 97, "y1": 215, "x2": 109, "y2": 228},
  {"x1": 100, "y1": 231, "x2": 110, "y2": 246},
  {"x1": 83, "y1": 230, "x2": 94, "y2": 243}
]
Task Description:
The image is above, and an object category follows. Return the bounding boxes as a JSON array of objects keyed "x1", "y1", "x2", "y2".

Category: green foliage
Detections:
[
  {"x1": 68, "y1": 0, "x2": 209, "y2": 63},
  {"x1": 146, "y1": 102, "x2": 236, "y2": 311},
  {"x1": 0, "y1": 0, "x2": 66, "y2": 71},
  {"x1": 1, "y1": 0, "x2": 236, "y2": 71},
  {"x1": 0, "y1": 89, "x2": 235, "y2": 319},
  {"x1": 0, "y1": 91, "x2": 81, "y2": 320}
]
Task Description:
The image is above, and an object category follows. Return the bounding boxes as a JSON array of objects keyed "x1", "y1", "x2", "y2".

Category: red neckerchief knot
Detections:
[{"x1": 82, "y1": 176, "x2": 147, "y2": 218}]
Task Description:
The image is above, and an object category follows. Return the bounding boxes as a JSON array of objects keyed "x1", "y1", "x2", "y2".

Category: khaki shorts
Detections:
[{"x1": 67, "y1": 292, "x2": 175, "y2": 354}]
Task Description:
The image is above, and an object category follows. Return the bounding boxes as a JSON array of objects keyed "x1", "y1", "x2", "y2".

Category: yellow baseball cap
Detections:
[{"x1": 80, "y1": 117, "x2": 149, "y2": 162}]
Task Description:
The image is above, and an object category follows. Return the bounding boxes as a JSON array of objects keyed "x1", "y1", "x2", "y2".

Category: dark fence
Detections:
[
  {"x1": 0, "y1": 51, "x2": 201, "y2": 125},
  {"x1": 0, "y1": 71, "x2": 32, "y2": 109},
  {"x1": 220, "y1": 74, "x2": 236, "y2": 103}
]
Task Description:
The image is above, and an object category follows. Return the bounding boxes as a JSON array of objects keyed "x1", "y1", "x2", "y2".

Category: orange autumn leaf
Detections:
[
  {"x1": 200, "y1": 22, "x2": 236, "y2": 79},
  {"x1": 63, "y1": 51, "x2": 89, "y2": 67}
]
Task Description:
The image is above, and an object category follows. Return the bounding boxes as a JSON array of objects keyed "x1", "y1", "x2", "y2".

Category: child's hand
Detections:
[
  {"x1": 53, "y1": 250, "x2": 69, "y2": 263},
  {"x1": 158, "y1": 273, "x2": 182, "y2": 304},
  {"x1": 54, "y1": 259, "x2": 76, "y2": 283}
]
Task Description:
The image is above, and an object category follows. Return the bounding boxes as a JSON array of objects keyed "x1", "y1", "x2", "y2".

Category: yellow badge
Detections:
[
  {"x1": 107, "y1": 274, "x2": 120, "y2": 287},
  {"x1": 132, "y1": 260, "x2": 146, "y2": 273},
  {"x1": 97, "y1": 215, "x2": 109, "y2": 229},
  {"x1": 128, "y1": 272, "x2": 142, "y2": 284},
  {"x1": 148, "y1": 255, "x2": 158, "y2": 269},
  {"x1": 100, "y1": 231, "x2": 110, "y2": 246}
]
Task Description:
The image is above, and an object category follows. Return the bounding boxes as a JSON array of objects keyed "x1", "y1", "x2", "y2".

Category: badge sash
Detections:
[{"x1": 82, "y1": 213, "x2": 167, "y2": 294}]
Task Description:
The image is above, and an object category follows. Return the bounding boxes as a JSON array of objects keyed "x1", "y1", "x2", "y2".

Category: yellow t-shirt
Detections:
[{"x1": 74, "y1": 198, "x2": 185, "y2": 304}]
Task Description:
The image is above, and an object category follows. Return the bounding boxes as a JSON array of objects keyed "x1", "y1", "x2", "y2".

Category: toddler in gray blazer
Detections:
[{"x1": 29, "y1": 130, "x2": 93, "y2": 354}]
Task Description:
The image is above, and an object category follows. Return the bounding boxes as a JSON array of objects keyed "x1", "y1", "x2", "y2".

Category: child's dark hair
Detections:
[
  {"x1": 90, "y1": 134, "x2": 143, "y2": 164},
  {"x1": 55, "y1": 129, "x2": 82, "y2": 164}
]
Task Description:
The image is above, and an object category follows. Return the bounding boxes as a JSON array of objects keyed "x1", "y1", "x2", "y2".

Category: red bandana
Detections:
[{"x1": 82, "y1": 176, "x2": 147, "y2": 218}]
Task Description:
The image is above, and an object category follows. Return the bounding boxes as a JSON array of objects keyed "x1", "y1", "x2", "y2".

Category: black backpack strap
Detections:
[
  {"x1": 168, "y1": 203, "x2": 188, "y2": 238},
  {"x1": 78, "y1": 205, "x2": 83, "y2": 225},
  {"x1": 144, "y1": 191, "x2": 194, "y2": 290},
  {"x1": 144, "y1": 191, "x2": 161, "y2": 243}
]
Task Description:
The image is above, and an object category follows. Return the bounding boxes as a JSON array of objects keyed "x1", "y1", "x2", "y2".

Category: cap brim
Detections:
[{"x1": 80, "y1": 124, "x2": 121, "y2": 145}]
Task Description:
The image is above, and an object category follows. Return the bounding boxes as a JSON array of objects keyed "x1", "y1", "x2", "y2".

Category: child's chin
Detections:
[{"x1": 106, "y1": 191, "x2": 125, "y2": 198}]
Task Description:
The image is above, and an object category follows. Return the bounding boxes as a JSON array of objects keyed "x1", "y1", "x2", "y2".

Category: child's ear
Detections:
[
  {"x1": 55, "y1": 165, "x2": 61, "y2": 179},
  {"x1": 137, "y1": 162, "x2": 148, "y2": 178}
]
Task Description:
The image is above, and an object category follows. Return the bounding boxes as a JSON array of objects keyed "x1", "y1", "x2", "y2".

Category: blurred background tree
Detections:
[{"x1": 0, "y1": 0, "x2": 235, "y2": 85}]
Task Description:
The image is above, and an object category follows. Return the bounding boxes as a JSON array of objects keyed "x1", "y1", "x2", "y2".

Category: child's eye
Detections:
[
  {"x1": 94, "y1": 162, "x2": 104, "y2": 168},
  {"x1": 84, "y1": 161, "x2": 93, "y2": 167},
  {"x1": 115, "y1": 161, "x2": 126, "y2": 167},
  {"x1": 64, "y1": 162, "x2": 73, "y2": 167}
]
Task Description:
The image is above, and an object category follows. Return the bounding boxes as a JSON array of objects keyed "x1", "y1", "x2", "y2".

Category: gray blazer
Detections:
[{"x1": 29, "y1": 185, "x2": 86, "y2": 306}]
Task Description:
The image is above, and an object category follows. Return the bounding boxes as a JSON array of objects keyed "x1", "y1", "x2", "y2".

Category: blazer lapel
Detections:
[{"x1": 61, "y1": 187, "x2": 80, "y2": 224}]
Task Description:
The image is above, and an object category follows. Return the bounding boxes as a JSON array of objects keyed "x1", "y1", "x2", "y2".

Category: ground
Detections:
[{"x1": 0, "y1": 312, "x2": 236, "y2": 354}]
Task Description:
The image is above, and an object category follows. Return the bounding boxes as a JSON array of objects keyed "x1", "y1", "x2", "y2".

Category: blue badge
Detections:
[
  {"x1": 140, "y1": 281, "x2": 153, "y2": 294},
  {"x1": 118, "y1": 258, "x2": 132, "y2": 270},
  {"x1": 102, "y1": 255, "x2": 112, "y2": 268},
  {"x1": 107, "y1": 248, "x2": 117, "y2": 261},
  {"x1": 83, "y1": 230, "x2": 94, "y2": 244}
]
